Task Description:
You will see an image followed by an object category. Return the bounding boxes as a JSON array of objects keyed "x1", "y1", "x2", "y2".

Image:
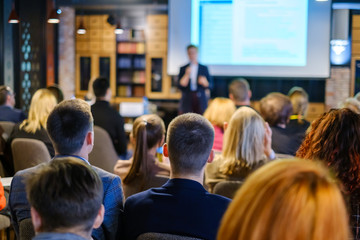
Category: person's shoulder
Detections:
[
  {"x1": 124, "y1": 188, "x2": 155, "y2": 207},
  {"x1": 205, "y1": 191, "x2": 231, "y2": 205},
  {"x1": 91, "y1": 165, "x2": 121, "y2": 182}
]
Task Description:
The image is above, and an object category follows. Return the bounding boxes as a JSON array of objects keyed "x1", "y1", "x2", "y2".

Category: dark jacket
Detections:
[{"x1": 0, "y1": 106, "x2": 26, "y2": 123}]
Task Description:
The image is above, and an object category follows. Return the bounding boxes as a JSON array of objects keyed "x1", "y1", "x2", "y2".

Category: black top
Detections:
[
  {"x1": 123, "y1": 178, "x2": 231, "y2": 240},
  {"x1": 91, "y1": 100, "x2": 127, "y2": 156},
  {"x1": 271, "y1": 125, "x2": 304, "y2": 156}
]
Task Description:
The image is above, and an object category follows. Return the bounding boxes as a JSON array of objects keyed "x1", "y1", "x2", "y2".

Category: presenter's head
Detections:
[{"x1": 187, "y1": 44, "x2": 198, "y2": 64}]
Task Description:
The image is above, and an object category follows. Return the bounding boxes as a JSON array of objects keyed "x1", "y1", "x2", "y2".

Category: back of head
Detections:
[
  {"x1": 296, "y1": 108, "x2": 360, "y2": 193},
  {"x1": 124, "y1": 114, "x2": 165, "y2": 184},
  {"x1": 228, "y1": 79, "x2": 250, "y2": 102},
  {"x1": 47, "y1": 85, "x2": 64, "y2": 103},
  {"x1": 20, "y1": 89, "x2": 57, "y2": 134},
  {"x1": 288, "y1": 87, "x2": 309, "y2": 116},
  {"x1": 259, "y1": 92, "x2": 292, "y2": 126},
  {"x1": 167, "y1": 113, "x2": 214, "y2": 175},
  {"x1": 217, "y1": 159, "x2": 350, "y2": 240},
  {"x1": 26, "y1": 157, "x2": 103, "y2": 233},
  {"x1": 47, "y1": 99, "x2": 93, "y2": 155},
  {"x1": 203, "y1": 97, "x2": 236, "y2": 128},
  {"x1": 340, "y1": 98, "x2": 360, "y2": 114},
  {"x1": 0, "y1": 86, "x2": 12, "y2": 105},
  {"x1": 92, "y1": 77, "x2": 109, "y2": 98},
  {"x1": 221, "y1": 107, "x2": 266, "y2": 174}
]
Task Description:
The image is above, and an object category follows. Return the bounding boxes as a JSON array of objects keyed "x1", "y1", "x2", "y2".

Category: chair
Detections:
[
  {"x1": 11, "y1": 138, "x2": 51, "y2": 173},
  {"x1": 19, "y1": 218, "x2": 35, "y2": 240},
  {"x1": 0, "y1": 122, "x2": 15, "y2": 142},
  {"x1": 89, "y1": 126, "x2": 118, "y2": 173},
  {"x1": 213, "y1": 181, "x2": 243, "y2": 199},
  {"x1": 137, "y1": 232, "x2": 203, "y2": 240}
]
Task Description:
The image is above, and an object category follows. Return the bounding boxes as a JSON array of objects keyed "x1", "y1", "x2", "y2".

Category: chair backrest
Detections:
[
  {"x1": 19, "y1": 218, "x2": 35, "y2": 240},
  {"x1": 137, "y1": 232, "x2": 203, "y2": 240},
  {"x1": 0, "y1": 121, "x2": 15, "y2": 141},
  {"x1": 213, "y1": 180, "x2": 243, "y2": 199},
  {"x1": 89, "y1": 126, "x2": 118, "y2": 173},
  {"x1": 11, "y1": 138, "x2": 51, "y2": 173}
]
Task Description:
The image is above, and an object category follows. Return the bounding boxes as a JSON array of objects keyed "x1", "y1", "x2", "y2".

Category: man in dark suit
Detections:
[
  {"x1": 123, "y1": 113, "x2": 230, "y2": 240},
  {"x1": 0, "y1": 86, "x2": 26, "y2": 123},
  {"x1": 9, "y1": 99, "x2": 124, "y2": 240},
  {"x1": 91, "y1": 77, "x2": 127, "y2": 158},
  {"x1": 178, "y1": 45, "x2": 212, "y2": 114}
]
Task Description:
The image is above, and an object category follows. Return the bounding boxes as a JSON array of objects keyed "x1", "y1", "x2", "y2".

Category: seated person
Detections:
[
  {"x1": 123, "y1": 113, "x2": 231, "y2": 240},
  {"x1": 260, "y1": 92, "x2": 302, "y2": 156},
  {"x1": 91, "y1": 77, "x2": 127, "y2": 158},
  {"x1": 228, "y1": 78, "x2": 252, "y2": 108},
  {"x1": 47, "y1": 84, "x2": 64, "y2": 103},
  {"x1": 114, "y1": 114, "x2": 170, "y2": 198},
  {"x1": 217, "y1": 159, "x2": 350, "y2": 240},
  {"x1": 296, "y1": 108, "x2": 360, "y2": 238},
  {"x1": 0, "y1": 86, "x2": 26, "y2": 123},
  {"x1": 287, "y1": 87, "x2": 311, "y2": 135},
  {"x1": 9, "y1": 99, "x2": 123, "y2": 240},
  {"x1": 26, "y1": 157, "x2": 104, "y2": 240},
  {"x1": 340, "y1": 97, "x2": 360, "y2": 114},
  {"x1": 205, "y1": 107, "x2": 275, "y2": 192},
  {"x1": 203, "y1": 97, "x2": 236, "y2": 152}
]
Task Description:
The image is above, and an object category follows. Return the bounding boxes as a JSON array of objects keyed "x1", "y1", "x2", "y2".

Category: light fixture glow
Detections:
[
  {"x1": 8, "y1": 3, "x2": 19, "y2": 24},
  {"x1": 114, "y1": 22, "x2": 123, "y2": 35},
  {"x1": 77, "y1": 18, "x2": 86, "y2": 34},
  {"x1": 47, "y1": 0, "x2": 60, "y2": 24}
]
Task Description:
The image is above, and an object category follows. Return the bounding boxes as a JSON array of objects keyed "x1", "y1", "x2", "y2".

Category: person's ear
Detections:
[
  {"x1": 207, "y1": 149, "x2": 214, "y2": 163},
  {"x1": 93, "y1": 204, "x2": 105, "y2": 229},
  {"x1": 163, "y1": 143, "x2": 169, "y2": 157},
  {"x1": 248, "y1": 90, "x2": 252, "y2": 100},
  {"x1": 229, "y1": 93, "x2": 234, "y2": 101},
  {"x1": 31, "y1": 207, "x2": 42, "y2": 233},
  {"x1": 223, "y1": 122, "x2": 228, "y2": 131},
  {"x1": 86, "y1": 131, "x2": 94, "y2": 146}
]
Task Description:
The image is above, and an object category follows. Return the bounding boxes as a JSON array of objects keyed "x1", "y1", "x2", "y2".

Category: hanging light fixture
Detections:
[
  {"x1": 8, "y1": 2, "x2": 19, "y2": 24},
  {"x1": 47, "y1": 0, "x2": 60, "y2": 24},
  {"x1": 77, "y1": 16, "x2": 86, "y2": 34},
  {"x1": 114, "y1": 19, "x2": 123, "y2": 35}
]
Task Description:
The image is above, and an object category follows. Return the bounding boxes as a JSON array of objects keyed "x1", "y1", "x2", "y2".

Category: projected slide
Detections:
[{"x1": 191, "y1": 0, "x2": 308, "y2": 66}]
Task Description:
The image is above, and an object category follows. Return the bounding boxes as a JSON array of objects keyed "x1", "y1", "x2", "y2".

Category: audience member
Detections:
[
  {"x1": 9, "y1": 99, "x2": 123, "y2": 240},
  {"x1": 8, "y1": 89, "x2": 57, "y2": 158},
  {"x1": 123, "y1": 113, "x2": 230, "y2": 240},
  {"x1": 296, "y1": 108, "x2": 360, "y2": 239},
  {"x1": 0, "y1": 85, "x2": 26, "y2": 123},
  {"x1": 114, "y1": 114, "x2": 170, "y2": 198},
  {"x1": 260, "y1": 92, "x2": 301, "y2": 155},
  {"x1": 91, "y1": 77, "x2": 127, "y2": 158},
  {"x1": 287, "y1": 86, "x2": 310, "y2": 134},
  {"x1": 340, "y1": 97, "x2": 360, "y2": 114},
  {"x1": 26, "y1": 158, "x2": 104, "y2": 240},
  {"x1": 47, "y1": 84, "x2": 64, "y2": 103},
  {"x1": 203, "y1": 97, "x2": 236, "y2": 152},
  {"x1": 217, "y1": 159, "x2": 350, "y2": 240},
  {"x1": 228, "y1": 78, "x2": 252, "y2": 108},
  {"x1": 205, "y1": 107, "x2": 274, "y2": 192}
]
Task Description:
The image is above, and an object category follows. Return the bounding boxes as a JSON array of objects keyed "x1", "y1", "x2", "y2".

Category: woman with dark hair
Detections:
[
  {"x1": 113, "y1": 114, "x2": 170, "y2": 198},
  {"x1": 296, "y1": 108, "x2": 360, "y2": 238}
]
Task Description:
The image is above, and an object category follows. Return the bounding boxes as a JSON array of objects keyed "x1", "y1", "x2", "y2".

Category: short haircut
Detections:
[
  {"x1": 228, "y1": 79, "x2": 250, "y2": 102},
  {"x1": 259, "y1": 92, "x2": 293, "y2": 126},
  {"x1": 217, "y1": 159, "x2": 350, "y2": 240},
  {"x1": 26, "y1": 158, "x2": 103, "y2": 233},
  {"x1": 47, "y1": 99, "x2": 93, "y2": 155},
  {"x1": 93, "y1": 77, "x2": 109, "y2": 98},
  {"x1": 167, "y1": 113, "x2": 214, "y2": 175},
  {"x1": 0, "y1": 86, "x2": 12, "y2": 105},
  {"x1": 186, "y1": 44, "x2": 198, "y2": 51}
]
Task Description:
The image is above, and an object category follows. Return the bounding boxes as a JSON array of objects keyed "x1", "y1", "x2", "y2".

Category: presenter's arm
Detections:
[{"x1": 178, "y1": 66, "x2": 191, "y2": 88}]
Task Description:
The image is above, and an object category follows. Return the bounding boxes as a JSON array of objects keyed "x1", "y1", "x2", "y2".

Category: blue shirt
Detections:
[
  {"x1": 0, "y1": 105, "x2": 26, "y2": 123},
  {"x1": 9, "y1": 155, "x2": 124, "y2": 240}
]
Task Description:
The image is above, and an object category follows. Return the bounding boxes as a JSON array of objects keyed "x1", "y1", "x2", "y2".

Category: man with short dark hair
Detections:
[
  {"x1": 0, "y1": 85, "x2": 26, "y2": 123},
  {"x1": 228, "y1": 78, "x2": 251, "y2": 108},
  {"x1": 123, "y1": 113, "x2": 230, "y2": 240},
  {"x1": 26, "y1": 158, "x2": 104, "y2": 240},
  {"x1": 9, "y1": 99, "x2": 124, "y2": 240},
  {"x1": 91, "y1": 77, "x2": 127, "y2": 157}
]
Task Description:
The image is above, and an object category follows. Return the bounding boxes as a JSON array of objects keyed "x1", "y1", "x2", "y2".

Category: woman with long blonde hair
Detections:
[
  {"x1": 8, "y1": 89, "x2": 57, "y2": 158},
  {"x1": 217, "y1": 159, "x2": 350, "y2": 240},
  {"x1": 205, "y1": 106, "x2": 274, "y2": 192},
  {"x1": 203, "y1": 97, "x2": 236, "y2": 152}
]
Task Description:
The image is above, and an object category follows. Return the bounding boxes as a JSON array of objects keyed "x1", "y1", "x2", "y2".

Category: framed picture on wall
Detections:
[{"x1": 351, "y1": 57, "x2": 360, "y2": 97}]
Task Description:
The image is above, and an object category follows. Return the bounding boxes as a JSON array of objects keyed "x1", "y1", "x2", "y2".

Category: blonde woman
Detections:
[
  {"x1": 205, "y1": 106, "x2": 274, "y2": 192},
  {"x1": 217, "y1": 159, "x2": 350, "y2": 240},
  {"x1": 203, "y1": 98, "x2": 236, "y2": 152},
  {"x1": 288, "y1": 87, "x2": 310, "y2": 135},
  {"x1": 8, "y1": 89, "x2": 57, "y2": 158}
]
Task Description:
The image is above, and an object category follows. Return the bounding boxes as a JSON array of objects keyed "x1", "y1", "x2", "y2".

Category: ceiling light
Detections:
[{"x1": 8, "y1": 3, "x2": 19, "y2": 24}]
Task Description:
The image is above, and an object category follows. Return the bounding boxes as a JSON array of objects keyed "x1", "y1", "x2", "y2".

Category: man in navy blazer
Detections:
[
  {"x1": 178, "y1": 45, "x2": 212, "y2": 114},
  {"x1": 123, "y1": 113, "x2": 230, "y2": 240},
  {"x1": 9, "y1": 99, "x2": 123, "y2": 240},
  {"x1": 0, "y1": 86, "x2": 26, "y2": 123}
]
